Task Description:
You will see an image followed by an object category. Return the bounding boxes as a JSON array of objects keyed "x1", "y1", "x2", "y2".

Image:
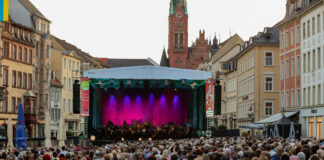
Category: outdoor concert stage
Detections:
[{"x1": 83, "y1": 66, "x2": 216, "y2": 137}]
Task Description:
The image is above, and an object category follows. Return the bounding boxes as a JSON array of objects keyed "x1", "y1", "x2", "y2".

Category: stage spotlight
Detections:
[
  {"x1": 98, "y1": 80, "x2": 104, "y2": 88},
  {"x1": 139, "y1": 138, "x2": 142, "y2": 142},
  {"x1": 174, "y1": 88, "x2": 177, "y2": 92},
  {"x1": 191, "y1": 82, "x2": 197, "y2": 89}
]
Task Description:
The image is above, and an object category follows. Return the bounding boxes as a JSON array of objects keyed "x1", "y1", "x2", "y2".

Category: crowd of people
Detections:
[
  {"x1": 1, "y1": 137, "x2": 324, "y2": 160},
  {"x1": 93, "y1": 121, "x2": 193, "y2": 140}
]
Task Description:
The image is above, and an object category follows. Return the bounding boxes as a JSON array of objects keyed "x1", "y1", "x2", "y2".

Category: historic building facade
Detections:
[
  {"x1": 160, "y1": 0, "x2": 217, "y2": 70},
  {"x1": 220, "y1": 58, "x2": 238, "y2": 129},
  {"x1": 236, "y1": 28, "x2": 280, "y2": 134},
  {"x1": 51, "y1": 36, "x2": 83, "y2": 136},
  {"x1": 299, "y1": 0, "x2": 324, "y2": 139},
  {"x1": 275, "y1": 0, "x2": 305, "y2": 113}
]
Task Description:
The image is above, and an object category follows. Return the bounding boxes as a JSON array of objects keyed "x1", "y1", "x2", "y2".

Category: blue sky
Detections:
[{"x1": 30, "y1": 0, "x2": 286, "y2": 63}]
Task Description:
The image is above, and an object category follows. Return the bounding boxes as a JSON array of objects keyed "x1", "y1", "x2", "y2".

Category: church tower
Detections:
[{"x1": 168, "y1": 0, "x2": 188, "y2": 68}]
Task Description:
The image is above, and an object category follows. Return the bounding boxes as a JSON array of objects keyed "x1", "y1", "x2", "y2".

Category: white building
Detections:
[
  {"x1": 300, "y1": 0, "x2": 324, "y2": 139},
  {"x1": 49, "y1": 71, "x2": 63, "y2": 137}
]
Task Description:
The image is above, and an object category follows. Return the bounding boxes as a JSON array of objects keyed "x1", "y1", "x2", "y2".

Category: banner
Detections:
[
  {"x1": 16, "y1": 104, "x2": 27, "y2": 150},
  {"x1": 80, "y1": 77, "x2": 90, "y2": 116},
  {"x1": 205, "y1": 78, "x2": 214, "y2": 118},
  {"x1": 0, "y1": 0, "x2": 9, "y2": 22}
]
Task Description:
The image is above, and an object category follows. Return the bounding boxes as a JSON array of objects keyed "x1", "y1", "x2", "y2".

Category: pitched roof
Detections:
[
  {"x1": 97, "y1": 58, "x2": 158, "y2": 68},
  {"x1": 51, "y1": 78, "x2": 64, "y2": 88},
  {"x1": 19, "y1": 0, "x2": 50, "y2": 21},
  {"x1": 51, "y1": 35, "x2": 109, "y2": 68},
  {"x1": 160, "y1": 48, "x2": 169, "y2": 67}
]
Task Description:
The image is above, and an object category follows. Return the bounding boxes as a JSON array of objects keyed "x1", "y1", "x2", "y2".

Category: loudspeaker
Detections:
[{"x1": 73, "y1": 80, "x2": 80, "y2": 114}]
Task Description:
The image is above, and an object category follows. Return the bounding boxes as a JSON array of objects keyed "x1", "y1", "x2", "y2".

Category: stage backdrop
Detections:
[{"x1": 101, "y1": 88, "x2": 190, "y2": 126}]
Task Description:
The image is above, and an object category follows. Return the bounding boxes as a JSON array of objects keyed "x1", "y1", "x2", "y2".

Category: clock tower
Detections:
[{"x1": 168, "y1": 0, "x2": 188, "y2": 68}]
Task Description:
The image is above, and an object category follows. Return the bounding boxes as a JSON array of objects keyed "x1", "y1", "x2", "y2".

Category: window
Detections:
[
  {"x1": 12, "y1": 71, "x2": 16, "y2": 88},
  {"x1": 280, "y1": 61, "x2": 284, "y2": 79},
  {"x1": 313, "y1": 50, "x2": 316, "y2": 71},
  {"x1": 1, "y1": 97, "x2": 7, "y2": 112},
  {"x1": 297, "y1": 26, "x2": 300, "y2": 42},
  {"x1": 23, "y1": 73, "x2": 27, "y2": 89},
  {"x1": 265, "y1": 101, "x2": 273, "y2": 116},
  {"x1": 316, "y1": 117, "x2": 323, "y2": 139},
  {"x1": 307, "y1": 52, "x2": 311, "y2": 72},
  {"x1": 17, "y1": 72, "x2": 22, "y2": 88},
  {"x1": 18, "y1": 47, "x2": 22, "y2": 61},
  {"x1": 72, "y1": 61, "x2": 75, "y2": 71},
  {"x1": 77, "y1": 63, "x2": 79, "y2": 72},
  {"x1": 297, "y1": 89, "x2": 300, "y2": 106},
  {"x1": 303, "y1": 88, "x2": 306, "y2": 106},
  {"x1": 286, "y1": 59, "x2": 289, "y2": 77},
  {"x1": 68, "y1": 122, "x2": 73, "y2": 130},
  {"x1": 180, "y1": 33, "x2": 184, "y2": 48},
  {"x1": 308, "y1": 87, "x2": 311, "y2": 106},
  {"x1": 318, "y1": 85, "x2": 321, "y2": 104},
  {"x1": 308, "y1": 117, "x2": 314, "y2": 137},
  {"x1": 64, "y1": 77, "x2": 66, "y2": 89},
  {"x1": 303, "y1": 23, "x2": 306, "y2": 39},
  {"x1": 303, "y1": 54, "x2": 306, "y2": 73},
  {"x1": 12, "y1": 45, "x2": 17, "y2": 60},
  {"x1": 23, "y1": 48, "x2": 27, "y2": 63},
  {"x1": 28, "y1": 74, "x2": 32, "y2": 90},
  {"x1": 280, "y1": 34, "x2": 284, "y2": 48},
  {"x1": 312, "y1": 17, "x2": 315, "y2": 35},
  {"x1": 11, "y1": 97, "x2": 16, "y2": 113},
  {"x1": 297, "y1": 56, "x2": 300, "y2": 75},
  {"x1": 313, "y1": 86, "x2": 316, "y2": 105},
  {"x1": 291, "y1": 58, "x2": 294, "y2": 77},
  {"x1": 174, "y1": 33, "x2": 178, "y2": 48},
  {"x1": 69, "y1": 78, "x2": 71, "y2": 91},
  {"x1": 17, "y1": 98, "x2": 21, "y2": 107},
  {"x1": 69, "y1": 60, "x2": 71, "y2": 70},
  {"x1": 3, "y1": 41, "x2": 9, "y2": 58},
  {"x1": 291, "y1": 90, "x2": 294, "y2": 107},
  {"x1": 265, "y1": 76, "x2": 273, "y2": 91},
  {"x1": 286, "y1": 91, "x2": 289, "y2": 107},
  {"x1": 46, "y1": 45, "x2": 50, "y2": 58},
  {"x1": 318, "y1": 48, "x2": 321, "y2": 69},
  {"x1": 291, "y1": 29, "x2": 295, "y2": 45},
  {"x1": 307, "y1": 20, "x2": 310, "y2": 38},
  {"x1": 265, "y1": 52, "x2": 273, "y2": 66},
  {"x1": 3, "y1": 68, "x2": 8, "y2": 86},
  {"x1": 318, "y1": 14, "x2": 321, "y2": 33},
  {"x1": 63, "y1": 99, "x2": 66, "y2": 111},
  {"x1": 64, "y1": 58, "x2": 66, "y2": 69},
  {"x1": 286, "y1": 31, "x2": 289, "y2": 46},
  {"x1": 68, "y1": 99, "x2": 71, "y2": 113},
  {"x1": 29, "y1": 49, "x2": 32, "y2": 64}
]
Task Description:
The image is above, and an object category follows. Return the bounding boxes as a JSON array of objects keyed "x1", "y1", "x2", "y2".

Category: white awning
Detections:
[
  {"x1": 84, "y1": 66, "x2": 212, "y2": 80},
  {"x1": 255, "y1": 112, "x2": 298, "y2": 124}
]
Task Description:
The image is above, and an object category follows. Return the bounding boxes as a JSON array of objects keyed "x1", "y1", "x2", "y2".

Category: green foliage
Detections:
[
  {"x1": 66, "y1": 130, "x2": 74, "y2": 137},
  {"x1": 218, "y1": 125, "x2": 227, "y2": 130},
  {"x1": 210, "y1": 126, "x2": 217, "y2": 132}
]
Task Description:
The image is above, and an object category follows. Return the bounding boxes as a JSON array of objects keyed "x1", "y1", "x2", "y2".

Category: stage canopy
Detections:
[
  {"x1": 255, "y1": 112, "x2": 298, "y2": 124},
  {"x1": 84, "y1": 66, "x2": 212, "y2": 80}
]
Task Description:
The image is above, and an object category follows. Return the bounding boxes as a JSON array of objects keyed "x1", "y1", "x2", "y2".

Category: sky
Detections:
[{"x1": 30, "y1": 0, "x2": 286, "y2": 64}]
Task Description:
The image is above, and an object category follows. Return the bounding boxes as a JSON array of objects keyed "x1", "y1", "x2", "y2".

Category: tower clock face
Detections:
[{"x1": 176, "y1": 12, "x2": 183, "y2": 18}]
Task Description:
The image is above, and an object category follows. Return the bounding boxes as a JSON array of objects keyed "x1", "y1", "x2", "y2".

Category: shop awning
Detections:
[
  {"x1": 255, "y1": 112, "x2": 298, "y2": 124},
  {"x1": 239, "y1": 123, "x2": 264, "y2": 129}
]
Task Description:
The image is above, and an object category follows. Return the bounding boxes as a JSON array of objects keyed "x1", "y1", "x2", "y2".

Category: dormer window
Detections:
[{"x1": 265, "y1": 33, "x2": 271, "y2": 40}]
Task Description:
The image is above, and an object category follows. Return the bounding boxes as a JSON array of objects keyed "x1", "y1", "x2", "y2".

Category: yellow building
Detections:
[
  {"x1": 236, "y1": 27, "x2": 280, "y2": 135},
  {"x1": 220, "y1": 58, "x2": 238, "y2": 129},
  {"x1": 51, "y1": 36, "x2": 82, "y2": 136},
  {"x1": 0, "y1": 21, "x2": 37, "y2": 137}
]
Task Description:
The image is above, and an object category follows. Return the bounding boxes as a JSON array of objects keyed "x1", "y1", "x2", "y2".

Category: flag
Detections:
[
  {"x1": 0, "y1": 0, "x2": 9, "y2": 21},
  {"x1": 15, "y1": 103, "x2": 27, "y2": 150}
]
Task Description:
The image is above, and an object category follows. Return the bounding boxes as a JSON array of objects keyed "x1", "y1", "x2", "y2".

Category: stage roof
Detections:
[{"x1": 84, "y1": 66, "x2": 212, "y2": 80}]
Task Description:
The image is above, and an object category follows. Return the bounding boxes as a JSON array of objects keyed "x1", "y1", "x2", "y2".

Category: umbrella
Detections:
[
  {"x1": 7, "y1": 114, "x2": 14, "y2": 149},
  {"x1": 15, "y1": 104, "x2": 27, "y2": 150},
  {"x1": 57, "y1": 109, "x2": 65, "y2": 147},
  {"x1": 44, "y1": 109, "x2": 52, "y2": 147}
]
